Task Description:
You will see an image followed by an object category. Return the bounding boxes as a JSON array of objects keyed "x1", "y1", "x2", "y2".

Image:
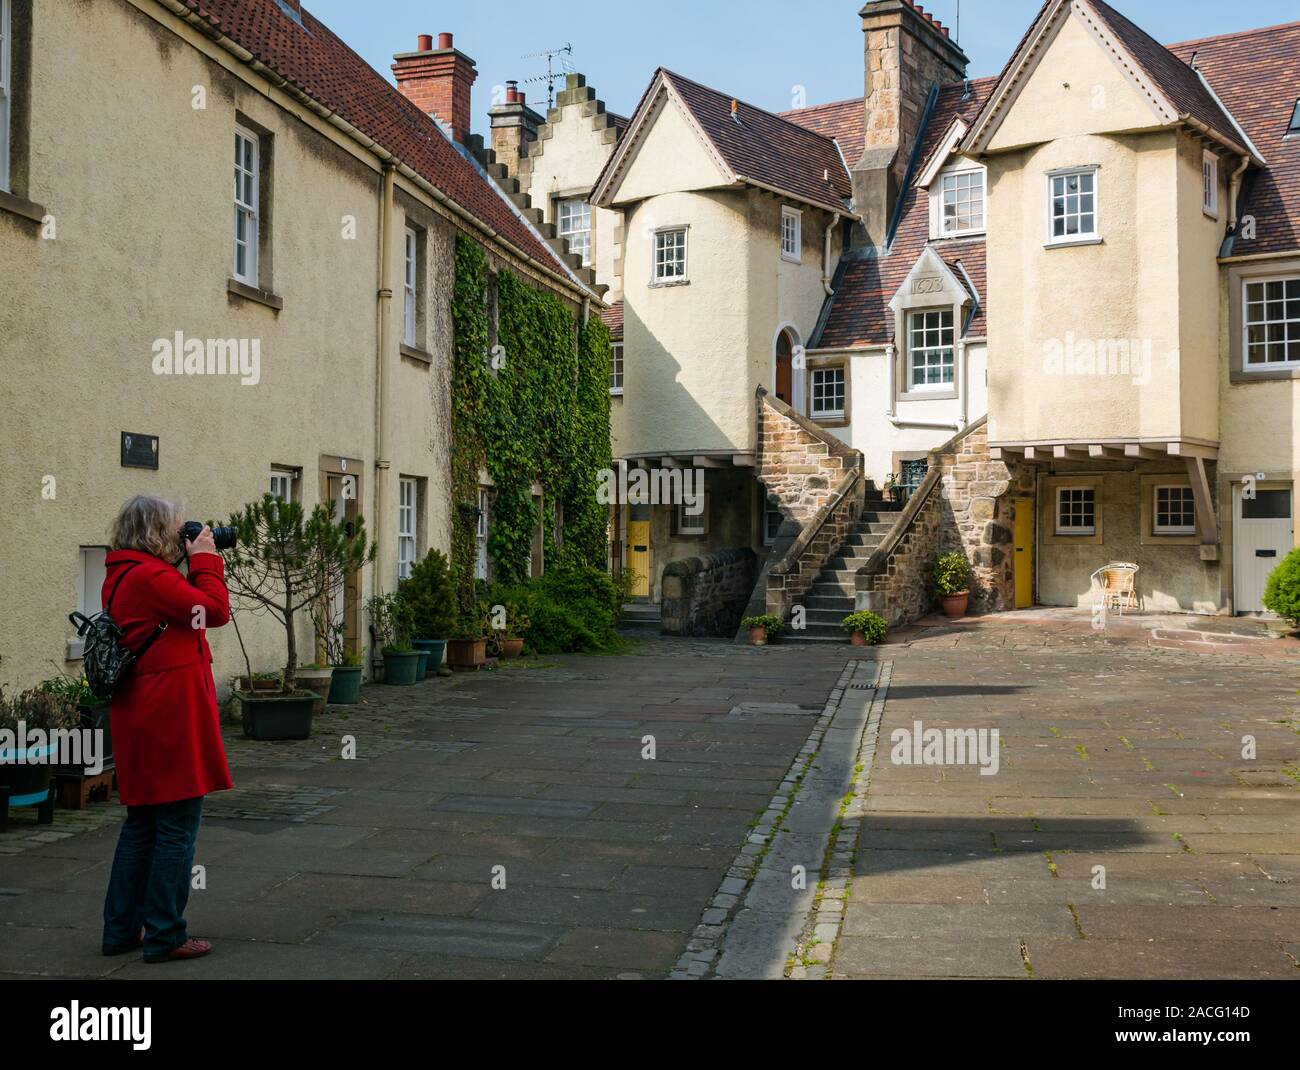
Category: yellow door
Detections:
[
  {"x1": 1013, "y1": 499, "x2": 1034, "y2": 610},
  {"x1": 627, "y1": 521, "x2": 651, "y2": 598}
]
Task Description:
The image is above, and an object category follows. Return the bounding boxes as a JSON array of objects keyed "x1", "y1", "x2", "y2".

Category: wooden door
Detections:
[
  {"x1": 626, "y1": 520, "x2": 651, "y2": 598},
  {"x1": 1013, "y1": 498, "x2": 1034, "y2": 610}
]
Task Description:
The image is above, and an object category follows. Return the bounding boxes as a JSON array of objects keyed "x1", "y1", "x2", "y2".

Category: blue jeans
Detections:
[{"x1": 102, "y1": 796, "x2": 204, "y2": 958}]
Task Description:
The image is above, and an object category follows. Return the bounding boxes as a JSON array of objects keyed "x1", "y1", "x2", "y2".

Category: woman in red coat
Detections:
[{"x1": 100, "y1": 495, "x2": 233, "y2": 963}]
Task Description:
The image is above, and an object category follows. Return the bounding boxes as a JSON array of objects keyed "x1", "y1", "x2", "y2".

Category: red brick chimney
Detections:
[{"x1": 392, "y1": 32, "x2": 479, "y2": 144}]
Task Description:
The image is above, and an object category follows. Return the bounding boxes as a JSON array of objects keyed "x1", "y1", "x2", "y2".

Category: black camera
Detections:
[{"x1": 181, "y1": 521, "x2": 238, "y2": 551}]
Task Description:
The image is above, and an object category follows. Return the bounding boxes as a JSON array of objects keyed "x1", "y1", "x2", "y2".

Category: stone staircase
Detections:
[
  {"x1": 786, "y1": 491, "x2": 903, "y2": 644},
  {"x1": 620, "y1": 602, "x2": 662, "y2": 636}
]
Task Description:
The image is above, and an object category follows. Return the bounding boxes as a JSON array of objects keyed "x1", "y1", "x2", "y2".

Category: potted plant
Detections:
[
  {"x1": 933, "y1": 550, "x2": 973, "y2": 619},
  {"x1": 326, "y1": 649, "x2": 365, "y2": 705},
  {"x1": 882, "y1": 472, "x2": 900, "y2": 505},
  {"x1": 1, "y1": 684, "x2": 79, "y2": 825},
  {"x1": 38, "y1": 673, "x2": 112, "y2": 776},
  {"x1": 842, "y1": 611, "x2": 888, "y2": 647},
  {"x1": 367, "y1": 592, "x2": 422, "y2": 686},
  {"x1": 296, "y1": 663, "x2": 333, "y2": 717},
  {"x1": 224, "y1": 495, "x2": 372, "y2": 740},
  {"x1": 238, "y1": 671, "x2": 282, "y2": 693},
  {"x1": 500, "y1": 603, "x2": 530, "y2": 658},
  {"x1": 397, "y1": 549, "x2": 457, "y2": 677},
  {"x1": 741, "y1": 614, "x2": 783, "y2": 646},
  {"x1": 447, "y1": 603, "x2": 489, "y2": 671},
  {"x1": 306, "y1": 506, "x2": 376, "y2": 704}
]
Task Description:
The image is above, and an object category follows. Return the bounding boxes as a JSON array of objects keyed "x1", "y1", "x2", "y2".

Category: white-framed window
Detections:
[
  {"x1": 1048, "y1": 168, "x2": 1098, "y2": 244},
  {"x1": 1202, "y1": 151, "x2": 1219, "y2": 217},
  {"x1": 403, "y1": 227, "x2": 418, "y2": 347},
  {"x1": 397, "y1": 477, "x2": 417, "y2": 581},
  {"x1": 1243, "y1": 276, "x2": 1300, "y2": 368},
  {"x1": 233, "y1": 125, "x2": 260, "y2": 285},
  {"x1": 908, "y1": 309, "x2": 955, "y2": 389},
  {"x1": 1056, "y1": 486, "x2": 1096, "y2": 536},
  {"x1": 781, "y1": 207, "x2": 801, "y2": 262},
  {"x1": 676, "y1": 502, "x2": 706, "y2": 537},
  {"x1": 269, "y1": 468, "x2": 293, "y2": 502},
  {"x1": 940, "y1": 169, "x2": 984, "y2": 235},
  {"x1": 557, "y1": 198, "x2": 592, "y2": 267},
  {"x1": 810, "y1": 366, "x2": 846, "y2": 420},
  {"x1": 475, "y1": 486, "x2": 489, "y2": 581},
  {"x1": 1153, "y1": 485, "x2": 1196, "y2": 535},
  {"x1": 609, "y1": 342, "x2": 624, "y2": 395},
  {"x1": 69, "y1": 546, "x2": 108, "y2": 658},
  {"x1": 0, "y1": 0, "x2": 11, "y2": 193},
  {"x1": 653, "y1": 227, "x2": 688, "y2": 283},
  {"x1": 763, "y1": 499, "x2": 783, "y2": 546}
]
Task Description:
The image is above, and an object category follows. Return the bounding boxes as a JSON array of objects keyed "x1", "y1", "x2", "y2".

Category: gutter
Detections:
[
  {"x1": 822, "y1": 212, "x2": 841, "y2": 296},
  {"x1": 151, "y1": 0, "x2": 595, "y2": 303}
]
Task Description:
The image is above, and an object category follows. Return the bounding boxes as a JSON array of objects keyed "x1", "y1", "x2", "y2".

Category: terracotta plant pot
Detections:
[
  {"x1": 295, "y1": 667, "x2": 334, "y2": 716},
  {"x1": 749, "y1": 627, "x2": 768, "y2": 647},
  {"x1": 940, "y1": 591, "x2": 970, "y2": 619},
  {"x1": 447, "y1": 638, "x2": 487, "y2": 671},
  {"x1": 240, "y1": 676, "x2": 281, "y2": 692},
  {"x1": 499, "y1": 637, "x2": 525, "y2": 658},
  {"x1": 850, "y1": 630, "x2": 869, "y2": 647}
]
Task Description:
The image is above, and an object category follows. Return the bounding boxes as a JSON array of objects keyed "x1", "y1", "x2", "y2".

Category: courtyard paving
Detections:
[{"x1": 0, "y1": 614, "x2": 1296, "y2": 980}]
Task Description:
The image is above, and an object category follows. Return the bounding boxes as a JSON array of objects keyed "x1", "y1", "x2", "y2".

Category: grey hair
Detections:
[{"x1": 110, "y1": 495, "x2": 184, "y2": 559}]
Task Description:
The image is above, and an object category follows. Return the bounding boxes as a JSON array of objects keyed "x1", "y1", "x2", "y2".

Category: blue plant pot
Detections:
[{"x1": 412, "y1": 639, "x2": 447, "y2": 676}]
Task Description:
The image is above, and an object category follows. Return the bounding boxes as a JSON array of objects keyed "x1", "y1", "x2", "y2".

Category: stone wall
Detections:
[
  {"x1": 757, "y1": 389, "x2": 862, "y2": 524},
  {"x1": 857, "y1": 419, "x2": 1033, "y2": 625},
  {"x1": 661, "y1": 549, "x2": 759, "y2": 638},
  {"x1": 766, "y1": 475, "x2": 864, "y2": 618}
]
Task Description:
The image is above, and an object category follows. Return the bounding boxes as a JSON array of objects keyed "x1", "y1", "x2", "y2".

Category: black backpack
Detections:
[{"x1": 69, "y1": 562, "x2": 168, "y2": 701}]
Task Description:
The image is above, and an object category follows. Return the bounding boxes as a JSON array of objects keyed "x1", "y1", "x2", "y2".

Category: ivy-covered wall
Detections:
[{"x1": 450, "y1": 236, "x2": 613, "y2": 609}]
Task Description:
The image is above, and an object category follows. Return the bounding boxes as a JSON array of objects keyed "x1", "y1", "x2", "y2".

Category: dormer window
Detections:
[
  {"x1": 940, "y1": 169, "x2": 984, "y2": 236},
  {"x1": 907, "y1": 310, "x2": 955, "y2": 390},
  {"x1": 1288, "y1": 99, "x2": 1300, "y2": 137}
]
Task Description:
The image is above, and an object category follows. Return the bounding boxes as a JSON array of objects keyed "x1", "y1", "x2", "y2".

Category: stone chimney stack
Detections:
[
  {"x1": 392, "y1": 32, "x2": 479, "y2": 144},
  {"x1": 488, "y1": 81, "x2": 545, "y2": 178},
  {"x1": 855, "y1": 0, "x2": 967, "y2": 248}
]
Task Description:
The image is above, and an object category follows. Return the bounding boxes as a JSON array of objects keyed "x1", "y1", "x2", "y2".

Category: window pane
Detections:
[{"x1": 1242, "y1": 490, "x2": 1292, "y2": 520}]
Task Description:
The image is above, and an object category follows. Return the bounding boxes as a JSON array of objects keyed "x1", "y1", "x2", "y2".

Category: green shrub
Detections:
[
  {"x1": 741, "y1": 614, "x2": 784, "y2": 640},
  {"x1": 484, "y1": 566, "x2": 625, "y2": 655},
  {"x1": 933, "y1": 550, "x2": 972, "y2": 595},
  {"x1": 398, "y1": 550, "x2": 459, "y2": 640},
  {"x1": 842, "y1": 611, "x2": 888, "y2": 644},
  {"x1": 1263, "y1": 548, "x2": 1300, "y2": 625}
]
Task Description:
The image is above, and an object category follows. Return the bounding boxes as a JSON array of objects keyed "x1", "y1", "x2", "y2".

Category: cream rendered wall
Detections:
[{"x1": 0, "y1": 0, "x2": 453, "y2": 690}]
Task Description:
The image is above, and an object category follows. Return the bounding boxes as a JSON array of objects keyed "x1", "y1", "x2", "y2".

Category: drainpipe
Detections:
[
  {"x1": 1228, "y1": 154, "x2": 1250, "y2": 230},
  {"x1": 823, "y1": 213, "x2": 840, "y2": 296},
  {"x1": 374, "y1": 163, "x2": 396, "y2": 580}
]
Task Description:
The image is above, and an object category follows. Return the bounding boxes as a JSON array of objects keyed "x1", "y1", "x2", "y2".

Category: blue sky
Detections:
[{"x1": 305, "y1": 0, "x2": 1297, "y2": 120}]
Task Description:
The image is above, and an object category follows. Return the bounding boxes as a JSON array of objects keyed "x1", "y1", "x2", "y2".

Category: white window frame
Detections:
[
  {"x1": 404, "y1": 227, "x2": 418, "y2": 348},
  {"x1": 0, "y1": 0, "x2": 11, "y2": 193},
  {"x1": 397, "y1": 477, "x2": 417, "y2": 581},
  {"x1": 1290, "y1": 99, "x2": 1300, "y2": 137},
  {"x1": 1242, "y1": 275, "x2": 1300, "y2": 371},
  {"x1": 938, "y1": 167, "x2": 986, "y2": 237},
  {"x1": 676, "y1": 502, "x2": 706, "y2": 537},
  {"x1": 1055, "y1": 486, "x2": 1097, "y2": 536},
  {"x1": 652, "y1": 227, "x2": 688, "y2": 285},
  {"x1": 557, "y1": 198, "x2": 592, "y2": 267},
  {"x1": 1202, "y1": 151, "x2": 1219, "y2": 218},
  {"x1": 1153, "y1": 484, "x2": 1196, "y2": 536},
  {"x1": 609, "y1": 341, "x2": 624, "y2": 395},
  {"x1": 269, "y1": 469, "x2": 293, "y2": 502},
  {"x1": 69, "y1": 547, "x2": 108, "y2": 659},
  {"x1": 475, "y1": 486, "x2": 489, "y2": 581},
  {"x1": 907, "y1": 309, "x2": 956, "y2": 391},
  {"x1": 233, "y1": 125, "x2": 260, "y2": 285},
  {"x1": 809, "y1": 366, "x2": 846, "y2": 421},
  {"x1": 1046, "y1": 166, "x2": 1099, "y2": 246},
  {"x1": 781, "y1": 207, "x2": 802, "y2": 262}
]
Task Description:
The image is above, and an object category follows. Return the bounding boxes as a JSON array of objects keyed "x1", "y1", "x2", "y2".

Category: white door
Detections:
[{"x1": 1233, "y1": 485, "x2": 1294, "y2": 614}]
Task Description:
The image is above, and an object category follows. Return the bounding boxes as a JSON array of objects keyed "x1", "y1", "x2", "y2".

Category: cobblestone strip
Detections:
[
  {"x1": 668, "y1": 658, "x2": 875, "y2": 980},
  {"x1": 789, "y1": 658, "x2": 891, "y2": 980}
]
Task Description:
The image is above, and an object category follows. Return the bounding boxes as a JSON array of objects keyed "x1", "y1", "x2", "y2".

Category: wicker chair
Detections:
[{"x1": 1091, "y1": 563, "x2": 1140, "y2": 614}]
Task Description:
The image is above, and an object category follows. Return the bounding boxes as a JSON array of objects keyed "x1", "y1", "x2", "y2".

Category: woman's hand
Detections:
[{"x1": 185, "y1": 524, "x2": 219, "y2": 558}]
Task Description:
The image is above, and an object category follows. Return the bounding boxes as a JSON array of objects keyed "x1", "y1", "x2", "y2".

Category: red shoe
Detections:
[{"x1": 144, "y1": 938, "x2": 213, "y2": 963}]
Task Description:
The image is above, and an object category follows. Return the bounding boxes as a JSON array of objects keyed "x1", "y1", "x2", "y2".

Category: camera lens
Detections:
[{"x1": 181, "y1": 521, "x2": 238, "y2": 551}]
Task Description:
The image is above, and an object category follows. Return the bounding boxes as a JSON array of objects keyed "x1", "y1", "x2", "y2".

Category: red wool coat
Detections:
[{"x1": 101, "y1": 550, "x2": 234, "y2": 806}]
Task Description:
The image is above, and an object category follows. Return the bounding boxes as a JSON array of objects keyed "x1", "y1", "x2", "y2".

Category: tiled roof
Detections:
[
  {"x1": 815, "y1": 78, "x2": 997, "y2": 350},
  {"x1": 1167, "y1": 22, "x2": 1300, "y2": 257},
  {"x1": 599, "y1": 300, "x2": 624, "y2": 340},
  {"x1": 779, "y1": 98, "x2": 864, "y2": 169},
  {"x1": 1088, "y1": 1, "x2": 1247, "y2": 151},
  {"x1": 170, "y1": 0, "x2": 581, "y2": 287},
  {"x1": 659, "y1": 71, "x2": 853, "y2": 214}
]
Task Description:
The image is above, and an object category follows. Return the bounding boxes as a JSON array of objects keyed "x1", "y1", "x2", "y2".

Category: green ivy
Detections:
[{"x1": 450, "y1": 236, "x2": 612, "y2": 612}]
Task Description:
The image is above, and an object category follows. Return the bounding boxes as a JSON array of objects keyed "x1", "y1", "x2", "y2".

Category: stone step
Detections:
[{"x1": 801, "y1": 594, "x2": 856, "y2": 611}]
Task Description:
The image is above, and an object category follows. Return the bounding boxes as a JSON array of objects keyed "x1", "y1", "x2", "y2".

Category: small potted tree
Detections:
[
  {"x1": 398, "y1": 549, "x2": 457, "y2": 676},
  {"x1": 38, "y1": 673, "x2": 112, "y2": 776},
  {"x1": 224, "y1": 495, "x2": 369, "y2": 740},
  {"x1": 307, "y1": 511, "x2": 376, "y2": 705},
  {"x1": 367, "y1": 592, "x2": 422, "y2": 686},
  {"x1": 933, "y1": 550, "x2": 973, "y2": 619},
  {"x1": 741, "y1": 614, "x2": 783, "y2": 647},
  {"x1": 841, "y1": 611, "x2": 888, "y2": 647},
  {"x1": 447, "y1": 602, "x2": 489, "y2": 671}
]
